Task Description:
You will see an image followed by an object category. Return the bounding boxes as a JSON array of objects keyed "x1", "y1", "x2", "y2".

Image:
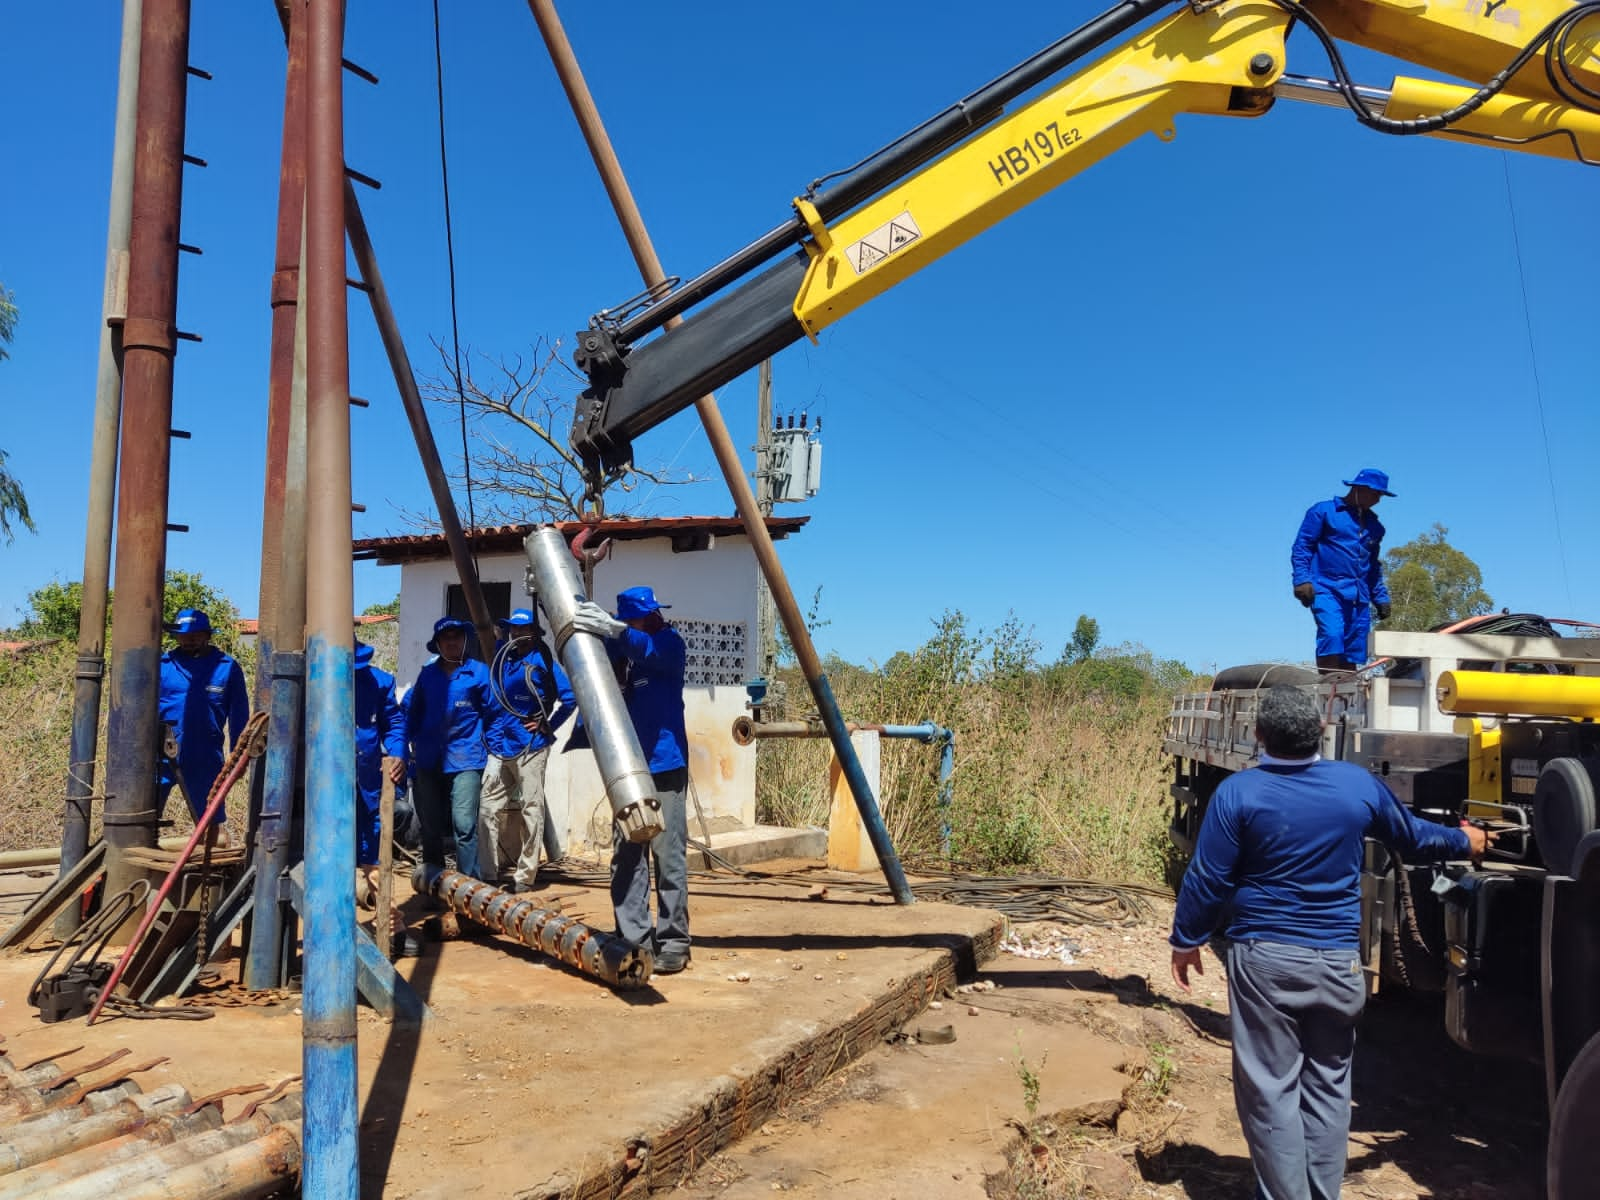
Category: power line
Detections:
[
  {"x1": 432, "y1": 0, "x2": 478, "y2": 569},
  {"x1": 1500, "y1": 152, "x2": 1573, "y2": 609}
]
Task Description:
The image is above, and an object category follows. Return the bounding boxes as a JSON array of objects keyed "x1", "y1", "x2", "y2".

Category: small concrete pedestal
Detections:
[{"x1": 827, "y1": 730, "x2": 883, "y2": 873}]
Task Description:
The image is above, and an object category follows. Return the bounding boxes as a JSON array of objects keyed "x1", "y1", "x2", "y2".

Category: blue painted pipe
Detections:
[
  {"x1": 303, "y1": 634, "x2": 357, "y2": 1197},
  {"x1": 245, "y1": 647, "x2": 303, "y2": 989},
  {"x1": 878, "y1": 724, "x2": 956, "y2": 857},
  {"x1": 812, "y1": 676, "x2": 915, "y2": 904}
]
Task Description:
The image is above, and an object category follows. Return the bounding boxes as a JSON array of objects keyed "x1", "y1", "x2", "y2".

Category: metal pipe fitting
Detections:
[
  {"x1": 522, "y1": 526, "x2": 662, "y2": 843},
  {"x1": 415, "y1": 867, "x2": 654, "y2": 989}
]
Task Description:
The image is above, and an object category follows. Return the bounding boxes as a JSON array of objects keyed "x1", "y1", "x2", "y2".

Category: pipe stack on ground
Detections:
[{"x1": 415, "y1": 866, "x2": 654, "y2": 989}]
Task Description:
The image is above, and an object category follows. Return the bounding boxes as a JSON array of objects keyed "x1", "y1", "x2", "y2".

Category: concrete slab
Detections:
[
  {"x1": 687, "y1": 825, "x2": 827, "y2": 870},
  {"x1": 0, "y1": 866, "x2": 1001, "y2": 1199}
]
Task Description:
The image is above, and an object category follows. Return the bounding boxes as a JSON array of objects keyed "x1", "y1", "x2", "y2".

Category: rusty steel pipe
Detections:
[
  {"x1": 415, "y1": 867, "x2": 654, "y2": 989},
  {"x1": 732, "y1": 717, "x2": 883, "y2": 745},
  {"x1": 0, "y1": 1084, "x2": 190, "y2": 1178},
  {"x1": 48, "y1": 1123, "x2": 301, "y2": 1200},
  {"x1": 0, "y1": 1062, "x2": 63, "y2": 1092},
  {"x1": 524, "y1": 0, "x2": 913, "y2": 904},
  {"x1": 103, "y1": 0, "x2": 192, "y2": 905},
  {"x1": 0, "y1": 1106, "x2": 221, "y2": 1197},
  {"x1": 0, "y1": 1083, "x2": 145, "y2": 1132},
  {"x1": 0, "y1": 1095, "x2": 300, "y2": 1200}
]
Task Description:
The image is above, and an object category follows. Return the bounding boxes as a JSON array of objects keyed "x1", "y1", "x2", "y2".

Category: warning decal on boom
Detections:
[{"x1": 843, "y1": 212, "x2": 922, "y2": 276}]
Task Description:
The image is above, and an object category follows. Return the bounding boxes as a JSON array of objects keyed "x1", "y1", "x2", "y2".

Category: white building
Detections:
[{"x1": 352, "y1": 516, "x2": 808, "y2": 857}]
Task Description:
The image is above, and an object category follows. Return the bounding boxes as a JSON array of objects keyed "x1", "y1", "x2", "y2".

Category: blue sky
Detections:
[{"x1": 2, "y1": 1, "x2": 1593, "y2": 673}]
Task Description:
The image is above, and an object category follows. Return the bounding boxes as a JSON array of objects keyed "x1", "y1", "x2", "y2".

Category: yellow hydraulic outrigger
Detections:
[{"x1": 569, "y1": 0, "x2": 1599, "y2": 484}]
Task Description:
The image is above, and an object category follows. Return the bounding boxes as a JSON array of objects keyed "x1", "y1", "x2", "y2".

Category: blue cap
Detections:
[
  {"x1": 1343, "y1": 468, "x2": 1396, "y2": 497},
  {"x1": 498, "y1": 608, "x2": 539, "y2": 628},
  {"x1": 354, "y1": 640, "x2": 375, "y2": 668},
  {"x1": 426, "y1": 615, "x2": 472, "y2": 653},
  {"x1": 163, "y1": 608, "x2": 212, "y2": 635},
  {"x1": 614, "y1": 586, "x2": 670, "y2": 621}
]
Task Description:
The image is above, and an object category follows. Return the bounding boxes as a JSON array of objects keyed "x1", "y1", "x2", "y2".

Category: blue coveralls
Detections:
[
  {"x1": 405, "y1": 656, "x2": 494, "y2": 879},
  {"x1": 1291, "y1": 497, "x2": 1389, "y2": 663},
  {"x1": 158, "y1": 646, "x2": 249, "y2": 822},
  {"x1": 484, "y1": 641, "x2": 575, "y2": 761},
  {"x1": 354, "y1": 642, "x2": 407, "y2": 868},
  {"x1": 480, "y1": 641, "x2": 576, "y2": 885},
  {"x1": 604, "y1": 625, "x2": 690, "y2": 961}
]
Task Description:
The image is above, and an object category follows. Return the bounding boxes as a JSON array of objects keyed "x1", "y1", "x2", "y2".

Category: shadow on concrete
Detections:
[
  {"x1": 692, "y1": 930, "x2": 987, "y2": 976},
  {"x1": 358, "y1": 899, "x2": 440, "y2": 1198},
  {"x1": 979, "y1": 963, "x2": 1234, "y2": 1041}
]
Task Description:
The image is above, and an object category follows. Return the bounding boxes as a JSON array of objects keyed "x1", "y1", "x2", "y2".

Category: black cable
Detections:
[
  {"x1": 1273, "y1": 0, "x2": 1600, "y2": 132},
  {"x1": 431, "y1": 0, "x2": 480, "y2": 572}
]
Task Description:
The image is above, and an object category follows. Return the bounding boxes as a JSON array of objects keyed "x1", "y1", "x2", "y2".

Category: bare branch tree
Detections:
[{"x1": 403, "y1": 336, "x2": 700, "y2": 530}]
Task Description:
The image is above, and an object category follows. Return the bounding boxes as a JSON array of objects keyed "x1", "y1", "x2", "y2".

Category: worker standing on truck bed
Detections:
[
  {"x1": 1169, "y1": 687, "x2": 1489, "y2": 1200},
  {"x1": 1291, "y1": 468, "x2": 1394, "y2": 672}
]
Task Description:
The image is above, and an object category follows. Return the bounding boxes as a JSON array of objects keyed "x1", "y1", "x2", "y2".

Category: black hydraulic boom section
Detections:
[{"x1": 569, "y1": 0, "x2": 1177, "y2": 478}]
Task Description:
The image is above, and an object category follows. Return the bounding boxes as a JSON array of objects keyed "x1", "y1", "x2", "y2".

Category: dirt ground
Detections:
[
  {"x1": 676, "y1": 899, "x2": 1550, "y2": 1200},
  {"x1": 0, "y1": 869, "x2": 1551, "y2": 1199}
]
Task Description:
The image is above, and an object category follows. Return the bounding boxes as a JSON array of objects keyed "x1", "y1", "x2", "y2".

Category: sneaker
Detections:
[{"x1": 654, "y1": 950, "x2": 690, "y2": 975}]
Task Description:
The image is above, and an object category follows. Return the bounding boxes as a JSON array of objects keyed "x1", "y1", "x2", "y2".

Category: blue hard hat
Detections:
[
  {"x1": 354, "y1": 640, "x2": 375, "y2": 667},
  {"x1": 1342, "y1": 468, "x2": 1396, "y2": 497},
  {"x1": 163, "y1": 608, "x2": 212, "y2": 635},
  {"x1": 614, "y1": 586, "x2": 670, "y2": 621},
  {"x1": 498, "y1": 608, "x2": 539, "y2": 628},
  {"x1": 426, "y1": 616, "x2": 471, "y2": 653}
]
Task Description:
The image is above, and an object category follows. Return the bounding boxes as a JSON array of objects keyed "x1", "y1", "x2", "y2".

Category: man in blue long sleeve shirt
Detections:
[
  {"x1": 354, "y1": 639, "x2": 407, "y2": 895},
  {"x1": 1170, "y1": 687, "x2": 1487, "y2": 1200},
  {"x1": 158, "y1": 608, "x2": 249, "y2": 825},
  {"x1": 1291, "y1": 468, "x2": 1394, "y2": 673},
  {"x1": 405, "y1": 616, "x2": 496, "y2": 881},
  {"x1": 573, "y1": 586, "x2": 692, "y2": 974},
  {"x1": 480, "y1": 609, "x2": 575, "y2": 892}
]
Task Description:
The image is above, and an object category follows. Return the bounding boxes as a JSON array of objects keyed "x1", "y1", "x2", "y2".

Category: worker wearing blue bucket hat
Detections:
[
  {"x1": 1291, "y1": 469, "x2": 1395, "y2": 672},
  {"x1": 571, "y1": 585, "x2": 691, "y2": 973},
  {"x1": 157, "y1": 608, "x2": 249, "y2": 825},
  {"x1": 405, "y1": 615, "x2": 496, "y2": 879}
]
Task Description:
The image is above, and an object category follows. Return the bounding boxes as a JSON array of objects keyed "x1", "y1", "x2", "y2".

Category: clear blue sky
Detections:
[{"x1": 2, "y1": 2, "x2": 1593, "y2": 673}]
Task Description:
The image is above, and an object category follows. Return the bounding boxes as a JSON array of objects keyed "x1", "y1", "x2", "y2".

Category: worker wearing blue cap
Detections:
[
  {"x1": 1291, "y1": 468, "x2": 1395, "y2": 672},
  {"x1": 572, "y1": 585, "x2": 692, "y2": 974},
  {"x1": 480, "y1": 609, "x2": 575, "y2": 892},
  {"x1": 157, "y1": 608, "x2": 250, "y2": 824},
  {"x1": 405, "y1": 615, "x2": 496, "y2": 880}
]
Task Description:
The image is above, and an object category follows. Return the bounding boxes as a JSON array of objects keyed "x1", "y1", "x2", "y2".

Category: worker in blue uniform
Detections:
[
  {"x1": 572, "y1": 586, "x2": 692, "y2": 974},
  {"x1": 1170, "y1": 687, "x2": 1489, "y2": 1200},
  {"x1": 481, "y1": 609, "x2": 575, "y2": 892},
  {"x1": 354, "y1": 639, "x2": 407, "y2": 899},
  {"x1": 405, "y1": 616, "x2": 496, "y2": 881},
  {"x1": 1291, "y1": 467, "x2": 1395, "y2": 673},
  {"x1": 158, "y1": 608, "x2": 249, "y2": 825}
]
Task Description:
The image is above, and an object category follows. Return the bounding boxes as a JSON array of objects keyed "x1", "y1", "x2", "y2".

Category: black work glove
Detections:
[
  {"x1": 1374, "y1": 601, "x2": 1392, "y2": 621},
  {"x1": 1293, "y1": 583, "x2": 1315, "y2": 608}
]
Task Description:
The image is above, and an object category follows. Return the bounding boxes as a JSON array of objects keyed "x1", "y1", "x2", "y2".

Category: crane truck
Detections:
[{"x1": 560, "y1": 0, "x2": 1600, "y2": 1191}]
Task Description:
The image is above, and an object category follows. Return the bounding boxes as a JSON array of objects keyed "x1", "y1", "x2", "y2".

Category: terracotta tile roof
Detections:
[{"x1": 352, "y1": 515, "x2": 809, "y2": 564}]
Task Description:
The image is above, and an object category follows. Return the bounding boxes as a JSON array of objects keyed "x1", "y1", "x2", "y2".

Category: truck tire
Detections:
[
  {"x1": 1210, "y1": 663, "x2": 1322, "y2": 691},
  {"x1": 1381, "y1": 862, "x2": 1447, "y2": 994},
  {"x1": 1534, "y1": 758, "x2": 1598, "y2": 876},
  {"x1": 1548, "y1": 1031, "x2": 1600, "y2": 1198}
]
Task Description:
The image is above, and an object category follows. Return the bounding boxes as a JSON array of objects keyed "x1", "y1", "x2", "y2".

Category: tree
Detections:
[
  {"x1": 362, "y1": 596, "x2": 401, "y2": 618},
  {"x1": 0, "y1": 284, "x2": 32, "y2": 545},
  {"x1": 16, "y1": 570, "x2": 243, "y2": 655},
  {"x1": 409, "y1": 337, "x2": 699, "y2": 527},
  {"x1": 1066, "y1": 614, "x2": 1100, "y2": 664},
  {"x1": 1381, "y1": 523, "x2": 1493, "y2": 631}
]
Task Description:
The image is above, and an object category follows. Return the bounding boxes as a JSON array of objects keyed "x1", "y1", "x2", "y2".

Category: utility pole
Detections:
[{"x1": 753, "y1": 359, "x2": 778, "y2": 686}]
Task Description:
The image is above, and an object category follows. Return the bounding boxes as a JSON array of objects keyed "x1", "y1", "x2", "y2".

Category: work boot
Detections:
[{"x1": 654, "y1": 949, "x2": 690, "y2": 975}]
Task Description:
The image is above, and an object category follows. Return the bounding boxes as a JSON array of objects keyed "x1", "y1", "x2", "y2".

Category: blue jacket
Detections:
[
  {"x1": 1292, "y1": 496, "x2": 1389, "y2": 604},
  {"x1": 405, "y1": 656, "x2": 494, "y2": 773},
  {"x1": 1171, "y1": 758, "x2": 1471, "y2": 951},
  {"x1": 615, "y1": 625, "x2": 688, "y2": 774},
  {"x1": 157, "y1": 646, "x2": 249, "y2": 787},
  {"x1": 485, "y1": 640, "x2": 575, "y2": 759},
  {"x1": 354, "y1": 643, "x2": 406, "y2": 803}
]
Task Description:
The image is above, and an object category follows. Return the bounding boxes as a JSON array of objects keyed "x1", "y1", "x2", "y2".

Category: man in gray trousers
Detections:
[{"x1": 1169, "y1": 687, "x2": 1488, "y2": 1199}]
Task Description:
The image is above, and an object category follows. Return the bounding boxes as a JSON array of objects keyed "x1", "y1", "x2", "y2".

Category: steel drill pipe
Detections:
[
  {"x1": 0, "y1": 1062, "x2": 62, "y2": 1092},
  {"x1": 523, "y1": 527, "x2": 661, "y2": 843},
  {"x1": 102, "y1": 0, "x2": 192, "y2": 904},
  {"x1": 0, "y1": 1083, "x2": 144, "y2": 1131},
  {"x1": 0, "y1": 1084, "x2": 190, "y2": 1177},
  {"x1": 0, "y1": 1106, "x2": 221, "y2": 1197},
  {"x1": 415, "y1": 867, "x2": 654, "y2": 989},
  {"x1": 53, "y1": 1124, "x2": 300, "y2": 1200},
  {"x1": 1, "y1": 1095, "x2": 301, "y2": 1200}
]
